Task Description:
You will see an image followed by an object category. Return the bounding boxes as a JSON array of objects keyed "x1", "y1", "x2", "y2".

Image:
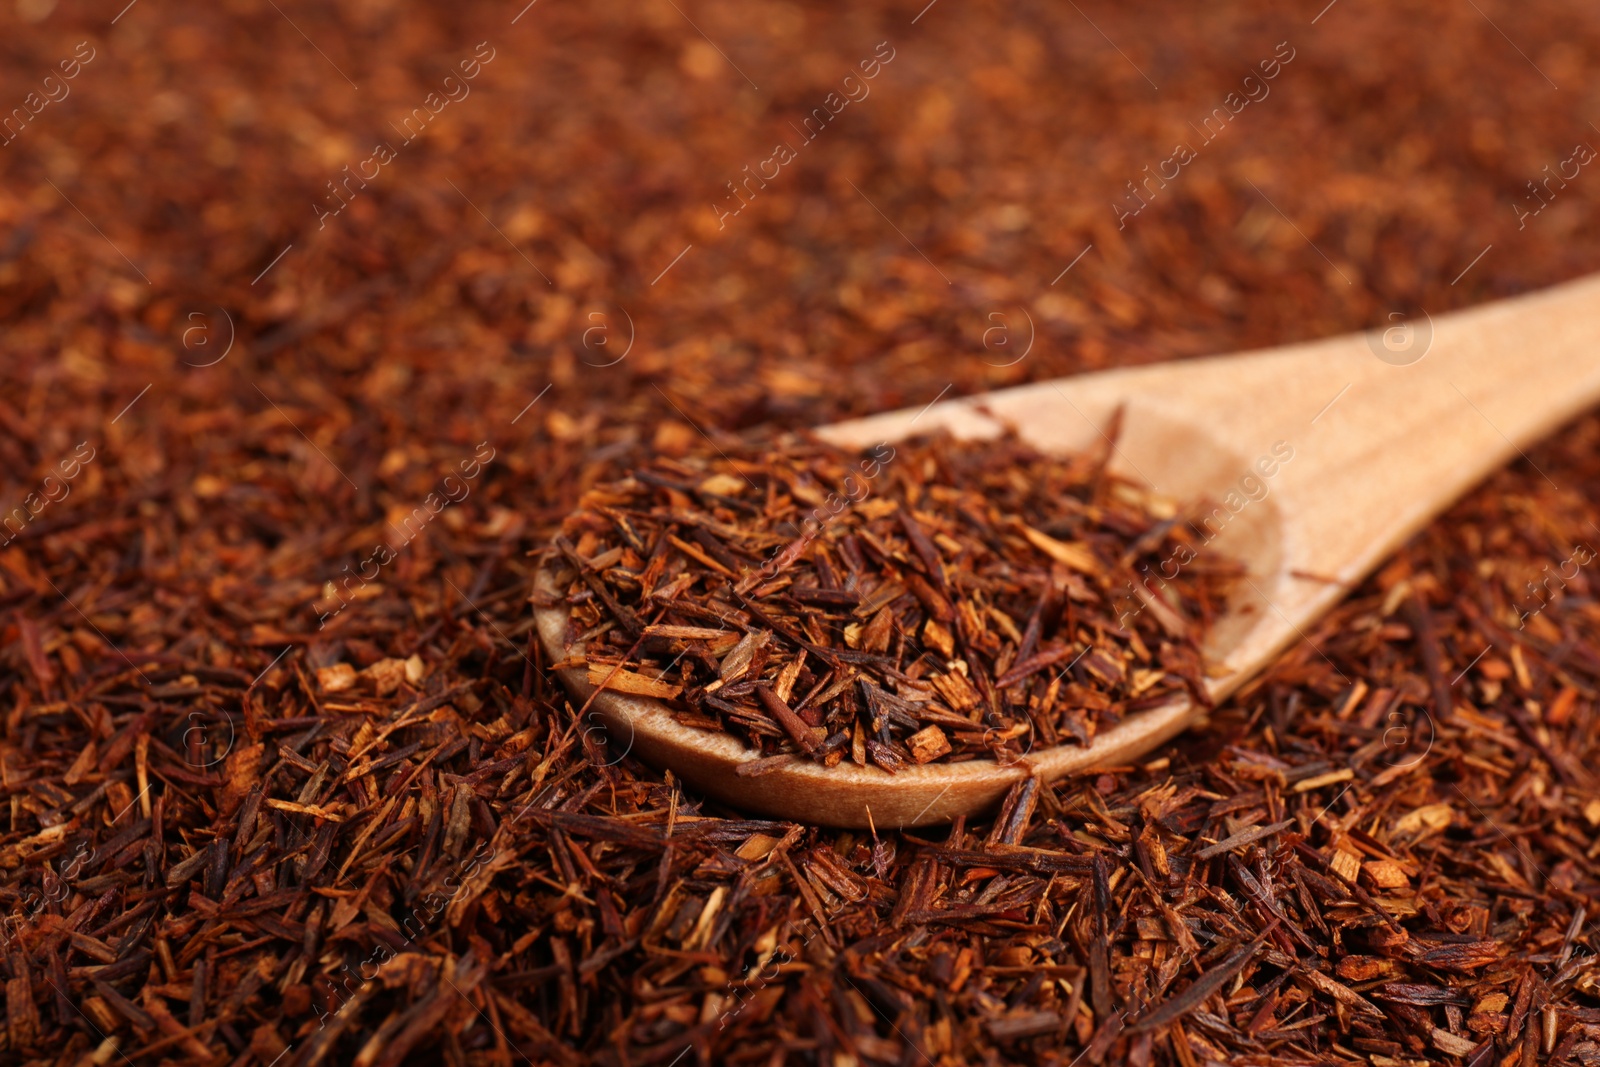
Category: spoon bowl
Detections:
[{"x1": 535, "y1": 273, "x2": 1600, "y2": 826}]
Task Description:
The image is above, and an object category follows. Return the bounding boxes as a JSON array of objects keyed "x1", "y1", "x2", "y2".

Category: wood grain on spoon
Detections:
[{"x1": 535, "y1": 273, "x2": 1600, "y2": 827}]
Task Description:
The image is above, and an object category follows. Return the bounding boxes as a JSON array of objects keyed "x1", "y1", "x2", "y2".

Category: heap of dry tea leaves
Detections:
[
  {"x1": 552, "y1": 431, "x2": 1235, "y2": 771},
  {"x1": 5, "y1": 0, "x2": 1600, "y2": 1063}
]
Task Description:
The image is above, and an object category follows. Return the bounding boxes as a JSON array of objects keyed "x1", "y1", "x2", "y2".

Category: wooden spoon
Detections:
[{"x1": 534, "y1": 273, "x2": 1600, "y2": 828}]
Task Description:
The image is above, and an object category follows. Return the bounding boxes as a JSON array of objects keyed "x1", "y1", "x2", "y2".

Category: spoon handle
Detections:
[{"x1": 1201, "y1": 273, "x2": 1600, "y2": 681}]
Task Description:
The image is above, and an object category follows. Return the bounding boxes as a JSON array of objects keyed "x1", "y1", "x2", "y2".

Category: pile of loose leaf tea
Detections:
[
  {"x1": 10, "y1": 0, "x2": 1600, "y2": 1062},
  {"x1": 551, "y1": 431, "x2": 1238, "y2": 770}
]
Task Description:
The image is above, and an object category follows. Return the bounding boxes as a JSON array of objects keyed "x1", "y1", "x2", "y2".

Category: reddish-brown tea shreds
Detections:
[
  {"x1": 4, "y1": 0, "x2": 1600, "y2": 1063},
  {"x1": 554, "y1": 431, "x2": 1236, "y2": 769}
]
